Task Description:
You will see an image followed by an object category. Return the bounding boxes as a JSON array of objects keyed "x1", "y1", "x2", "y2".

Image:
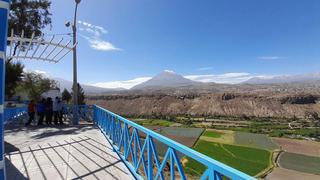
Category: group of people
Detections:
[{"x1": 26, "y1": 97, "x2": 65, "y2": 126}]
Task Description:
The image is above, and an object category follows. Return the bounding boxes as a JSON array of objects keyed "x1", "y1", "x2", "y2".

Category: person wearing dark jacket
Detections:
[
  {"x1": 45, "y1": 97, "x2": 53, "y2": 125},
  {"x1": 25, "y1": 100, "x2": 36, "y2": 126},
  {"x1": 36, "y1": 99, "x2": 45, "y2": 125}
]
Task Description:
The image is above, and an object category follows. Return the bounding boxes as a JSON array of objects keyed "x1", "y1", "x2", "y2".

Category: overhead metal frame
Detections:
[{"x1": 7, "y1": 29, "x2": 77, "y2": 63}]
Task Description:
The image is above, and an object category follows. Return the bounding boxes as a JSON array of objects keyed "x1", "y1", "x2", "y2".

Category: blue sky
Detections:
[{"x1": 21, "y1": 0, "x2": 320, "y2": 89}]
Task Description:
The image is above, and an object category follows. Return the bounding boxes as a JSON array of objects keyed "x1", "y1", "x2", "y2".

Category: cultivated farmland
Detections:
[
  {"x1": 202, "y1": 130, "x2": 222, "y2": 138},
  {"x1": 234, "y1": 132, "x2": 279, "y2": 150},
  {"x1": 161, "y1": 127, "x2": 204, "y2": 138},
  {"x1": 273, "y1": 137, "x2": 320, "y2": 157},
  {"x1": 184, "y1": 140, "x2": 271, "y2": 176},
  {"x1": 279, "y1": 152, "x2": 320, "y2": 175}
]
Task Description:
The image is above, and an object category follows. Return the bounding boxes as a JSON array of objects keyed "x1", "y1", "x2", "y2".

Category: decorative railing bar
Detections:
[{"x1": 93, "y1": 105, "x2": 255, "y2": 180}]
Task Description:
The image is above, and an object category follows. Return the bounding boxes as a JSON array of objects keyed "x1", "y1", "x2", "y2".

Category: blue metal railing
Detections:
[
  {"x1": 2, "y1": 105, "x2": 255, "y2": 179},
  {"x1": 4, "y1": 107, "x2": 28, "y2": 124},
  {"x1": 93, "y1": 105, "x2": 255, "y2": 180},
  {"x1": 63, "y1": 104, "x2": 93, "y2": 121}
]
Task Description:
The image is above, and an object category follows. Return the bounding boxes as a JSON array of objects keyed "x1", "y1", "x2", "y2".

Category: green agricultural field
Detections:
[
  {"x1": 137, "y1": 119, "x2": 174, "y2": 127},
  {"x1": 279, "y1": 152, "x2": 320, "y2": 175},
  {"x1": 234, "y1": 132, "x2": 279, "y2": 150},
  {"x1": 203, "y1": 130, "x2": 222, "y2": 138},
  {"x1": 184, "y1": 140, "x2": 271, "y2": 177}
]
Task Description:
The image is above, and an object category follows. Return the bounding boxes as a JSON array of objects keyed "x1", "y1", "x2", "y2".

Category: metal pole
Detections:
[
  {"x1": 72, "y1": 2, "x2": 79, "y2": 125},
  {"x1": 0, "y1": 0, "x2": 9, "y2": 179}
]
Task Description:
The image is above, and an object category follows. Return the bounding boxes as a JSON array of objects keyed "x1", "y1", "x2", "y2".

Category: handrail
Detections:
[
  {"x1": 4, "y1": 106, "x2": 28, "y2": 124},
  {"x1": 93, "y1": 105, "x2": 255, "y2": 180}
]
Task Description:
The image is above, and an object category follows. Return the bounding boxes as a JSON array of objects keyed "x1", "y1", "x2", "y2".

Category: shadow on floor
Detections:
[
  {"x1": 5, "y1": 136, "x2": 131, "y2": 180},
  {"x1": 5, "y1": 121, "x2": 96, "y2": 140},
  {"x1": 5, "y1": 141, "x2": 19, "y2": 154}
]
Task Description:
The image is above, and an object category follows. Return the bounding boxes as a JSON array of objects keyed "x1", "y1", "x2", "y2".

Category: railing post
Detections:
[
  {"x1": 0, "y1": 0, "x2": 9, "y2": 179},
  {"x1": 93, "y1": 105, "x2": 97, "y2": 124},
  {"x1": 147, "y1": 136, "x2": 153, "y2": 180}
]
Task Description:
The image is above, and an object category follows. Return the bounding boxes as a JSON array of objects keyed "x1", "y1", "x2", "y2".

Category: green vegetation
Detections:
[
  {"x1": 279, "y1": 152, "x2": 320, "y2": 175},
  {"x1": 5, "y1": 62, "x2": 24, "y2": 98},
  {"x1": 62, "y1": 88, "x2": 72, "y2": 103},
  {"x1": 72, "y1": 83, "x2": 86, "y2": 105},
  {"x1": 269, "y1": 128, "x2": 320, "y2": 138},
  {"x1": 137, "y1": 119, "x2": 174, "y2": 127},
  {"x1": 203, "y1": 130, "x2": 222, "y2": 138},
  {"x1": 234, "y1": 132, "x2": 279, "y2": 150},
  {"x1": 16, "y1": 72, "x2": 58, "y2": 101},
  {"x1": 185, "y1": 140, "x2": 271, "y2": 176}
]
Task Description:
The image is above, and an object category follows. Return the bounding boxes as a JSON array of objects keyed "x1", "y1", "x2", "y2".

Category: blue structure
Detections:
[
  {"x1": 0, "y1": 0, "x2": 10, "y2": 179},
  {"x1": 93, "y1": 105, "x2": 255, "y2": 180},
  {"x1": 3, "y1": 105, "x2": 255, "y2": 179}
]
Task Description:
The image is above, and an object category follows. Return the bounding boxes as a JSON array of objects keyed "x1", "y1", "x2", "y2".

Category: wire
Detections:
[{"x1": 45, "y1": 33, "x2": 72, "y2": 36}]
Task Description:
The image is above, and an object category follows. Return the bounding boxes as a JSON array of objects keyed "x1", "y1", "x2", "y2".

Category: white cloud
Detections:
[
  {"x1": 257, "y1": 56, "x2": 285, "y2": 60},
  {"x1": 24, "y1": 69, "x2": 50, "y2": 77},
  {"x1": 77, "y1": 20, "x2": 119, "y2": 51},
  {"x1": 92, "y1": 77, "x2": 151, "y2": 89},
  {"x1": 88, "y1": 38, "x2": 120, "y2": 51},
  {"x1": 34, "y1": 70, "x2": 47, "y2": 75},
  {"x1": 77, "y1": 20, "x2": 108, "y2": 36},
  {"x1": 185, "y1": 72, "x2": 270, "y2": 84},
  {"x1": 90, "y1": 72, "x2": 274, "y2": 89},
  {"x1": 198, "y1": 66, "x2": 213, "y2": 71},
  {"x1": 164, "y1": 70, "x2": 175, "y2": 73}
]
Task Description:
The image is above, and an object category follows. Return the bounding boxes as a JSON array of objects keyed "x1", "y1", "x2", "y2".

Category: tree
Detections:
[
  {"x1": 8, "y1": 0, "x2": 52, "y2": 61},
  {"x1": 72, "y1": 83, "x2": 86, "y2": 105},
  {"x1": 5, "y1": 62, "x2": 24, "y2": 98},
  {"x1": 62, "y1": 88, "x2": 72, "y2": 103},
  {"x1": 5, "y1": 0, "x2": 52, "y2": 98},
  {"x1": 19, "y1": 72, "x2": 57, "y2": 101}
]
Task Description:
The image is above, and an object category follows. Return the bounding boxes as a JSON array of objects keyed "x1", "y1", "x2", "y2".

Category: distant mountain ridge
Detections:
[
  {"x1": 131, "y1": 70, "x2": 201, "y2": 90},
  {"x1": 53, "y1": 78, "x2": 125, "y2": 94},
  {"x1": 244, "y1": 72, "x2": 320, "y2": 84}
]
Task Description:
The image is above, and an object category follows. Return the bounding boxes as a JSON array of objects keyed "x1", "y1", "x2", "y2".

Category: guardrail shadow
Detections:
[{"x1": 5, "y1": 136, "x2": 131, "y2": 179}]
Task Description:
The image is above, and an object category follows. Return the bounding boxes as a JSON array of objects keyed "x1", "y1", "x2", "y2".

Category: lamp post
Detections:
[
  {"x1": 0, "y1": 0, "x2": 10, "y2": 178},
  {"x1": 72, "y1": 0, "x2": 80, "y2": 125}
]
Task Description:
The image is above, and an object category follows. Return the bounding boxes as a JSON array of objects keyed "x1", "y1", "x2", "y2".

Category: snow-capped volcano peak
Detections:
[
  {"x1": 163, "y1": 70, "x2": 175, "y2": 74},
  {"x1": 131, "y1": 70, "x2": 200, "y2": 89}
]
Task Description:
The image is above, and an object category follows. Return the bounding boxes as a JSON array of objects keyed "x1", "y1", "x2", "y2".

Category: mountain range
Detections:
[
  {"x1": 53, "y1": 78, "x2": 125, "y2": 94},
  {"x1": 243, "y1": 72, "x2": 320, "y2": 84},
  {"x1": 54, "y1": 71, "x2": 320, "y2": 94}
]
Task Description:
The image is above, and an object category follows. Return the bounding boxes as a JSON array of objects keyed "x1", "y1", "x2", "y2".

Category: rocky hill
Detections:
[
  {"x1": 87, "y1": 85, "x2": 320, "y2": 119},
  {"x1": 87, "y1": 71, "x2": 320, "y2": 119}
]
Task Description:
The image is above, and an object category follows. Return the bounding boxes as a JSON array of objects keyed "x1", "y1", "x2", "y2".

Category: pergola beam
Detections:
[
  {"x1": 7, "y1": 36, "x2": 74, "y2": 50},
  {"x1": 6, "y1": 29, "x2": 76, "y2": 63}
]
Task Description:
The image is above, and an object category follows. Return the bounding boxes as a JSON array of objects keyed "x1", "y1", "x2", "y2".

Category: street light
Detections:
[{"x1": 66, "y1": 0, "x2": 81, "y2": 125}]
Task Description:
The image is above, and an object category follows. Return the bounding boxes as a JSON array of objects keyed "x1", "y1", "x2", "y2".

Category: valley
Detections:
[{"x1": 86, "y1": 71, "x2": 320, "y2": 179}]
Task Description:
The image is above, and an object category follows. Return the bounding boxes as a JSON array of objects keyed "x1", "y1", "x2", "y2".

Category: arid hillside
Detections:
[{"x1": 87, "y1": 85, "x2": 320, "y2": 119}]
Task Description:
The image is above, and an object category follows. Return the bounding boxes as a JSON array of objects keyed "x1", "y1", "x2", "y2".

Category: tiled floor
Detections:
[{"x1": 4, "y1": 123, "x2": 134, "y2": 180}]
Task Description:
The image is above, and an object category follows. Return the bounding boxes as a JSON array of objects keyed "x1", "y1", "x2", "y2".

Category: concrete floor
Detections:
[{"x1": 4, "y1": 123, "x2": 134, "y2": 180}]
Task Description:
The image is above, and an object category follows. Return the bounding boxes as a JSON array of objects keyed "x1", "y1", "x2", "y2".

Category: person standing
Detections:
[
  {"x1": 25, "y1": 100, "x2": 36, "y2": 126},
  {"x1": 36, "y1": 99, "x2": 45, "y2": 126},
  {"x1": 53, "y1": 97, "x2": 59, "y2": 125},
  {"x1": 45, "y1": 97, "x2": 53, "y2": 125},
  {"x1": 57, "y1": 98, "x2": 64, "y2": 125}
]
